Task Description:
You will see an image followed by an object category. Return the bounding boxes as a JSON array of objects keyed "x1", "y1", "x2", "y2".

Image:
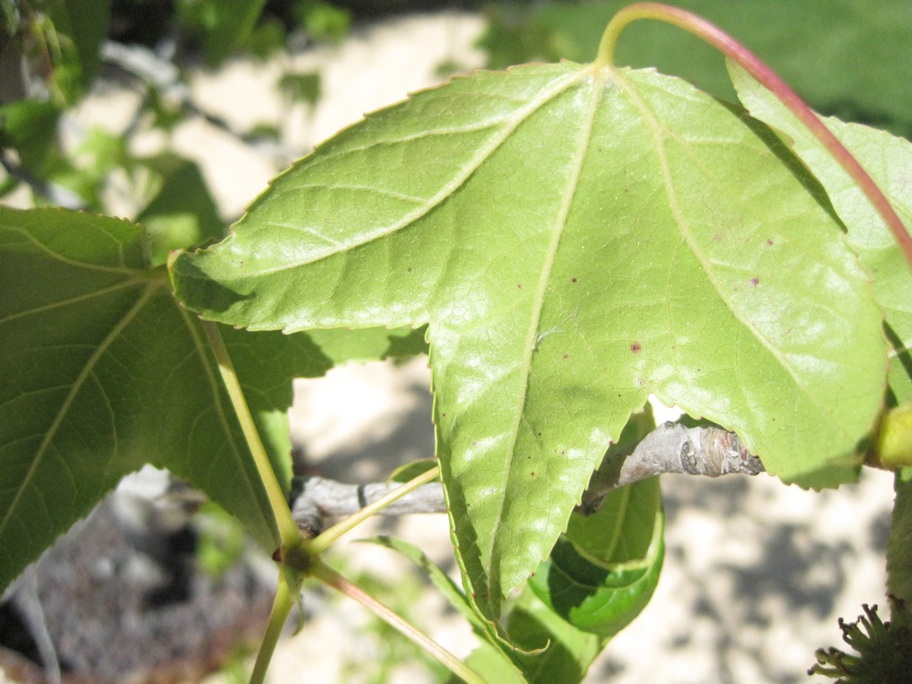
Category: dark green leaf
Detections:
[
  {"x1": 0, "y1": 206, "x2": 337, "y2": 591},
  {"x1": 503, "y1": 589, "x2": 604, "y2": 684}
]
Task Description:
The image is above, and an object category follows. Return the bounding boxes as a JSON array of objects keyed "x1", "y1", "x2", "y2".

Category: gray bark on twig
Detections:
[{"x1": 291, "y1": 423, "x2": 765, "y2": 534}]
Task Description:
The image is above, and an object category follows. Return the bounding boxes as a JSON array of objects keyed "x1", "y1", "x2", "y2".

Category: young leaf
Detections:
[
  {"x1": 530, "y1": 478, "x2": 663, "y2": 638},
  {"x1": 0, "y1": 207, "x2": 331, "y2": 591},
  {"x1": 728, "y1": 62, "x2": 912, "y2": 402},
  {"x1": 171, "y1": 62, "x2": 887, "y2": 621},
  {"x1": 502, "y1": 589, "x2": 605, "y2": 684}
]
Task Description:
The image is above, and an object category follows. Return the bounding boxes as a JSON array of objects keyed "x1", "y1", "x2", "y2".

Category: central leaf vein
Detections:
[{"x1": 486, "y1": 69, "x2": 607, "y2": 588}]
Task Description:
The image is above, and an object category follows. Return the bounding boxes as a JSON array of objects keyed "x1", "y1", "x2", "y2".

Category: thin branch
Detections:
[
  {"x1": 291, "y1": 423, "x2": 765, "y2": 532},
  {"x1": 199, "y1": 321, "x2": 301, "y2": 552},
  {"x1": 291, "y1": 476, "x2": 448, "y2": 533},
  {"x1": 578, "y1": 421, "x2": 764, "y2": 515},
  {"x1": 0, "y1": 150, "x2": 86, "y2": 209},
  {"x1": 100, "y1": 40, "x2": 300, "y2": 160},
  {"x1": 307, "y1": 466, "x2": 440, "y2": 555}
]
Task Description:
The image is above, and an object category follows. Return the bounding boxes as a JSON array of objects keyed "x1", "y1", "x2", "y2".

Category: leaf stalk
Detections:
[
  {"x1": 313, "y1": 561, "x2": 485, "y2": 684},
  {"x1": 596, "y1": 2, "x2": 912, "y2": 270},
  {"x1": 200, "y1": 320, "x2": 302, "y2": 552},
  {"x1": 887, "y1": 474, "x2": 912, "y2": 630},
  {"x1": 308, "y1": 465, "x2": 441, "y2": 555},
  {"x1": 249, "y1": 569, "x2": 301, "y2": 684}
]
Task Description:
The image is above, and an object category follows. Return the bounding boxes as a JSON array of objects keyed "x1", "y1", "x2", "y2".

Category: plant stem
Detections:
[
  {"x1": 250, "y1": 569, "x2": 300, "y2": 684},
  {"x1": 313, "y1": 561, "x2": 485, "y2": 684},
  {"x1": 201, "y1": 320, "x2": 301, "y2": 551},
  {"x1": 595, "y1": 2, "x2": 912, "y2": 270},
  {"x1": 887, "y1": 473, "x2": 912, "y2": 630},
  {"x1": 308, "y1": 465, "x2": 440, "y2": 555}
]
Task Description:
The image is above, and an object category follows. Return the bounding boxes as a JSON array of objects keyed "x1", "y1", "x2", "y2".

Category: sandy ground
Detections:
[{"x1": 5, "y1": 10, "x2": 896, "y2": 684}]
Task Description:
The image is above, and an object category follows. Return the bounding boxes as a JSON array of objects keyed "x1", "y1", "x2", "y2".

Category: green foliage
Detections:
[
  {"x1": 0, "y1": 209, "x2": 238, "y2": 583},
  {"x1": 729, "y1": 62, "x2": 912, "y2": 408},
  {"x1": 887, "y1": 477, "x2": 912, "y2": 629},
  {"x1": 176, "y1": 0, "x2": 269, "y2": 66},
  {"x1": 196, "y1": 502, "x2": 250, "y2": 577},
  {"x1": 296, "y1": 0, "x2": 351, "y2": 43},
  {"x1": 0, "y1": 101, "x2": 62, "y2": 179},
  {"x1": 278, "y1": 70, "x2": 322, "y2": 108},
  {"x1": 531, "y1": 479, "x2": 663, "y2": 638},
  {"x1": 171, "y1": 58, "x2": 887, "y2": 623},
  {"x1": 2, "y1": 2, "x2": 911, "y2": 682}
]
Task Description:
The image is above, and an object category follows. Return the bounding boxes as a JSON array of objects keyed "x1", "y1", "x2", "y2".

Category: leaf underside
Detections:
[
  {"x1": 172, "y1": 62, "x2": 887, "y2": 621},
  {"x1": 728, "y1": 61, "x2": 912, "y2": 404}
]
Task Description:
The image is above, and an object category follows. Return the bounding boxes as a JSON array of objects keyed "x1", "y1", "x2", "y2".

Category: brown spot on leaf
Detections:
[
  {"x1": 630, "y1": 342, "x2": 642, "y2": 353},
  {"x1": 571, "y1": 277, "x2": 578, "y2": 283},
  {"x1": 750, "y1": 277, "x2": 760, "y2": 286}
]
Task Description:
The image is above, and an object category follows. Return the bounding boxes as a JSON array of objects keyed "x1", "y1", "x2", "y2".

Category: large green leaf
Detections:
[
  {"x1": 728, "y1": 62, "x2": 912, "y2": 403},
  {"x1": 0, "y1": 206, "x2": 333, "y2": 591},
  {"x1": 171, "y1": 62, "x2": 887, "y2": 621}
]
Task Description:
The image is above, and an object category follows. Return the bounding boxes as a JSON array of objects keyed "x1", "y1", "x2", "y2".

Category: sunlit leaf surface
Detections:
[
  {"x1": 730, "y1": 61, "x2": 912, "y2": 403},
  {"x1": 172, "y1": 62, "x2": 887, "y2": 620}
]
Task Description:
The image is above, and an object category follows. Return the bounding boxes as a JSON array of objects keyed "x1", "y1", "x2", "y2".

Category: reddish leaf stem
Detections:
[{"x1": 596, "y1": 2, "x2": 912, "y2": 270}]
